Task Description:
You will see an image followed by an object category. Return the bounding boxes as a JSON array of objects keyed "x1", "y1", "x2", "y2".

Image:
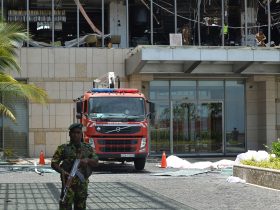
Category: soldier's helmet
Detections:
[{"x1": 68, "y1": 123, "x2": 83, "y2": 131}]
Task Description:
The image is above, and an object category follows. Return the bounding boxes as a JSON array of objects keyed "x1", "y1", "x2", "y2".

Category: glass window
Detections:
[
  {"x1": 225, "y1": 80, "x2": 245, "y2": 153},
  {"x1": 150, "y1": 101, "x2": 170, "y2": 154},
  {"x1": 277, "y1": 79, "x2": 280, "y2": 98},
  {"x1": 170, "y1": 81, "x2": 196, "y2": 100},
  {"x1": 277, "y1": 103, "x2": 280, "y2": 127},
  {"x1": 4, "y1": 0, "x2": 108, "y2": 47},
  {"x1": 149, "y1": 79, "x2": 246, "y2": 155},
  {"x1": 0, "y1": 110, "x2": 2, "y2": 150},
  {"x1": 0, "y1": 96, "x2": 28, "y2": 157},
  {"x1": 88, "y1": 97, "x2": 145, "y2": 122},
  {"x1": 198, "y1": 81, "x2": 224, "y2": 100},
  {"x1": 276, "y1": 79, "x2": 280, "y2": 130},
  {"x1": 150, "y1": 81, "x2": 169, "y2": 100}
]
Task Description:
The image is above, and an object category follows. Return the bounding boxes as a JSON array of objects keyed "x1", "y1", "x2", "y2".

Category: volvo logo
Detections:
[
  {"x1": 105, "y1": 125, "x2": 131, "y2": 134},
  {"x1": 96, "y1": 127, "x2": 101, "y2": 131}
]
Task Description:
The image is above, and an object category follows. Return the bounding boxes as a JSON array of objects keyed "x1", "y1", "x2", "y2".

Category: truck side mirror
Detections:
[
  {"x1": 76, "y1": 101, "x2": 83, "y2": 113},
  {"x1": 146, "y1": 101, "x2": 155, "y2": 119},
  {"x1": 149, "y1": 101, "x2": 155, "y2": 114},
  {"x1": 76, "y1": 113, "x2": 82, "y2": 119}
]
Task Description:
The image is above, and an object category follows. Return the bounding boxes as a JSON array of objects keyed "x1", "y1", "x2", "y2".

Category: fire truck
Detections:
[{"x1": 75, "y1": 72, "x2": 153, "y2": 170}]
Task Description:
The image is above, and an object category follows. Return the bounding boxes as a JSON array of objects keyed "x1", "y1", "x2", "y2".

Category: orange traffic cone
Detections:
[
  {"x1": 39, "y1": 150, "x2": 45, "y2": 165},
  {"x1": 161, "y1": 151, "x2": 167, "y2": 168}
]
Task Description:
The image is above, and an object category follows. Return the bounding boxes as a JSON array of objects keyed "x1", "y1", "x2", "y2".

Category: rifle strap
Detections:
[{"x1": 61, "y1": 170, "x2": 66, "y2": 186}]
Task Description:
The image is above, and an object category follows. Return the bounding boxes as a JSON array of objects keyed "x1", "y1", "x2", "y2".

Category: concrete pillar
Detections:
[
  {"x1": 263, "y1": 77, "x2": 276, "y2": 147},
  {"x1": 128, "y1": 74, "x2": 153, "y2": 94},
  {"x1": 109, "y1": 0, "x2": 127, "y2": 48},
  {"x1": 246, "y1": 77, "x2": 259, "y2": 149},
  {"x1": 246, "y1": 76, "x2": 277, "y2": 150}
]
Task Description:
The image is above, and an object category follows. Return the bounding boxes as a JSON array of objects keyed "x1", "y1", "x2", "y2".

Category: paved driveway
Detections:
[
  {"x1": 0, "y1": 182, "x2": 192, "y2": 210},
  {"x1": 0, "y1": 158, "x2": 279, "y2": 210}
]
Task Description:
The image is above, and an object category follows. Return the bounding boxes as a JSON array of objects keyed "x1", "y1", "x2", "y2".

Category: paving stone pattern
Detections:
[{"x1": 0, "y1": 182, "x2": 193, "y2": 210}]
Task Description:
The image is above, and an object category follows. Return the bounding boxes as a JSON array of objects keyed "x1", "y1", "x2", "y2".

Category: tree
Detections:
[{"x1": 0, "y1": 21, "x2": 48, "y2": 121}]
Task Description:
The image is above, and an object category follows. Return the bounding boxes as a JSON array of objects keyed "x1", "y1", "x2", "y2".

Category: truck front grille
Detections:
[
  {"x1": 100, "y1": 147, "x2": 136, "y2": 152},
  {"x1": 96, "y1": 126, "x2": 141, "y2": 134},
  {"x1": 97, "y1": 139, "x2": 138, "y2": 153},
  {"x1": 98, "y1": 139, "x2": 138, "y2": 145}
]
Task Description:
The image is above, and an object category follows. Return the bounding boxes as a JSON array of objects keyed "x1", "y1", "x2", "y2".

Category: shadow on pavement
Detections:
[
  {"x1": 95, "y1": 161, "x2": 151, "y2": 174},
  {"x1": 0, "y1": 182, "x2": 194, "y2": 210}
]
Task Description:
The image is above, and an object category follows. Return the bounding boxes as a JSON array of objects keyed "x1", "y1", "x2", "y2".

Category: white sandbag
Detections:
[
  {"x1": 187, "y1": 161, "x2": 214, "y2": 170},
  {"x1": 166, "y1": 155, "x2": 191, "y2": 168},
  {"x1": 226, "y1": 176, "x2": 246, "y2": 183},
  {"x1": 270, "y1": 154, "x2": 276, "y2": 158},
  {"x1": 235, "y1": 150, "x2": 269, "y2": 164},
  {"x1": 254, "y1": 150, "x2": 269, "y2": 162},
  {"x1": 212, "y1": 159, "x2": 235, "y2": 169},
  {"x1": 235, "y1": 150, "x2": 257, "y2": 164},
  {"x1": 165, "y1": 156, "x2": 234, "y2": 170}
]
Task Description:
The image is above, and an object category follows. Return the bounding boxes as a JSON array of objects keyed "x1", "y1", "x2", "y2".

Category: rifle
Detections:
[{"x1": 61, "y1": 158, "x2": 85, "y2": 203}]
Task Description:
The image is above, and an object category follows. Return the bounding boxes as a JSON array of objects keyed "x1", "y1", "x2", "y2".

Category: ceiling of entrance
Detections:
[{"x1": 125, "y1": 46, "x2": 280, "y2": 75}]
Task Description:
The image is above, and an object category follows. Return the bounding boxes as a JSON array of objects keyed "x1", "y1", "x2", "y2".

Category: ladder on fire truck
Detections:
[{"x1": 93, "y1": 72, "x2": 120, "y2": 89}]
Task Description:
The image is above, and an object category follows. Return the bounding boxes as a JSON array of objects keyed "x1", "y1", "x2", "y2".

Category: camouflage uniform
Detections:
[{"x1": 51, "y1": 142, "x2": 98, "y2": 210}]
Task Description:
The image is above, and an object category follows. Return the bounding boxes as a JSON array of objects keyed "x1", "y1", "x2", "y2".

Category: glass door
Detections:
[
  {"x1": 173, "y1": 101, "x2": 196, "y2": 153},
  {"x1": 172, "y1": 101, "x2": 223, "y2": 154},
  {"x1": 150, "y1": 102, "x2": 170, "y2": 154},
  {"x1": 195, "y1": 102, "x2": 223, "y2": 153}
]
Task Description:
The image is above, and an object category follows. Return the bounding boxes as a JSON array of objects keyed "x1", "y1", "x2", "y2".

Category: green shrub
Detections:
[
  {"x1": 3, "y1": 148, "x2": 14, "y2": 159},
  {"x1": 271, "y1": 139, "x2": 280, "y2": 158},
  {"x1": 241, "y1": 157, "x2": 280, "y2": 170}
]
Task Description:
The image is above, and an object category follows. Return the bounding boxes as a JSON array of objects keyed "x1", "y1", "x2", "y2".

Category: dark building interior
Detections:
[{"x1": 3, "y1": 0, "x2": 280, "y2": 47}]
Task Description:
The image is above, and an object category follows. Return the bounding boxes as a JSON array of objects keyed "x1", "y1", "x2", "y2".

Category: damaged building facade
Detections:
[{"x1": 0, "y1": 0, "x2": 280, "y2": 157}]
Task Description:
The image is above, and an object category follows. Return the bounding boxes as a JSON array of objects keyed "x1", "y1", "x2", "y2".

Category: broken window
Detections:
[{"x1": 2, "y1": 0, "x2": 279, "y2": 47}]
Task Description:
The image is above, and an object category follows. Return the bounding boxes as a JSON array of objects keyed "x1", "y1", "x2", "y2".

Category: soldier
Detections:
[{"x1": 51, "y1": 123, "x2": 99, "y2": 210}]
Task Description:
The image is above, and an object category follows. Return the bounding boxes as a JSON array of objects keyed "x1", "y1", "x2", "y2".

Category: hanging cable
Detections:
[{"x1": 152, "y1": 1, "x2": 280, "y2": 29}]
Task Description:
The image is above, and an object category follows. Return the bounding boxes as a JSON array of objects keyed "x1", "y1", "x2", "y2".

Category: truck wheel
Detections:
[{"x1": 134, "y1": 158, "x2": 146, "y2": 170}]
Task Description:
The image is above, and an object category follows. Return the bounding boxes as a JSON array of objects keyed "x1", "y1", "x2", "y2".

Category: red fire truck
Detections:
[{"x1": 75, "y1": 72, "x2": 153, "y2": 170}]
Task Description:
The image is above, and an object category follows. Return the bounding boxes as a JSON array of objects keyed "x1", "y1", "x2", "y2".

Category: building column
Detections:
[
  {"x1": 128, "y1": 74, "x2": 153, "y2": 96},
  {"x1": 109, "y1": 0, "x2": 127, "y2": 48},
  {"x1": 246, "y1": 76, "x2": 276, "y2": 150}
]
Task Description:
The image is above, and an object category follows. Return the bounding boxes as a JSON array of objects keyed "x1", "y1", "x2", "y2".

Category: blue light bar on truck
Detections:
[
  {"x1": 91, "y1": 88, "x2": 115, "y2": 93},
  {"x1": 90, "y1": 88, "x2": 140, "y2": 93}
]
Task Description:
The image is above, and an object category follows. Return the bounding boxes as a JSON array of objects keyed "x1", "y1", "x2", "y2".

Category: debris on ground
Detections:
[
  {"x1": 8, "y1": 158, "x2": 52, "y2": 165},
  {"x1": 226, "y1": 176, "x2": 246, "y2": 183},
  {"x1": 0, "y1": 158, "x2": 55, "y2": 175},
  {"x1": 158, "y1": 155, "x2": 235, "y2": 170},
  {"x1": 235, "y1": 150, "x2": 270, "y2": 164},
  {"x1": 151, "y1": 169, "x2": 209, "y2": 177},
  {"x1": 0, "y1": 164, "x2": 56, "y2": 175}
]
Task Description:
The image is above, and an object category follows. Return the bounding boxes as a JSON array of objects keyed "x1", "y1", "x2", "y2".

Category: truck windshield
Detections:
[{"x1": 88, "y1": 97, "x2": 145, "y2": 121}]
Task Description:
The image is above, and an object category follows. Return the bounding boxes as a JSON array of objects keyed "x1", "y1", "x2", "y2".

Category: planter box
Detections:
[{"x1": 233, "y1": 164, "x2": 280, "y2": 190}]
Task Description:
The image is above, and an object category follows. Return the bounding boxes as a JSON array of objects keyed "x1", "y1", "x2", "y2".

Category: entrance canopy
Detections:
[{"x1": 125, "y1": 46, "x2": 280, "y2": 75}]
